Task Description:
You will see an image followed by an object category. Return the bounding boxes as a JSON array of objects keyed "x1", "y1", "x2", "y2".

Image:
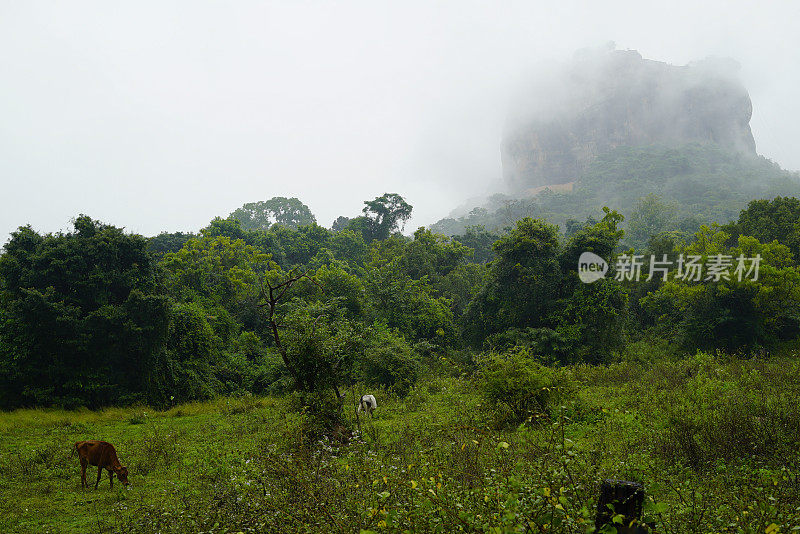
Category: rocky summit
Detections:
[{"x1": 501, "y1": 47, "x2": 757, "y2": 192}]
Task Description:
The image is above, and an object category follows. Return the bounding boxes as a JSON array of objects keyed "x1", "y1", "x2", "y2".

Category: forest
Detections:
[{"x1": 2, "y1": 153, "x2": 800, "y2": 532}]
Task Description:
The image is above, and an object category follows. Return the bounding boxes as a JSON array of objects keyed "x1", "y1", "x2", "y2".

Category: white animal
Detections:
[{"x1": 357, "y1": 394, "x2": 377, "y2": 416}]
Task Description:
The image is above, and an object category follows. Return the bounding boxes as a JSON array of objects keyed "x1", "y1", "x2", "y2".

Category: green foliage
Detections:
[
  {"x1": 342, "y1": 215, "x2": 375, "y2": 243},
  {"x1": 476, "y1": 348, "x2": 555, "y2": 427},
  {"x1": 398, "y1": 228, "x2": 472, "y2": 283},
  {"x1": 431, "y1": 144, "x2": 800, "y2": 236},
  {"x1": 328, "y1": 229, "x2": 368, "y2": 267},
  {"x1": 464, "y1": 212, "x2": 627, "y2": 363},
  {"x1": 229, "y1": 196, "x2": 316, "y2": 230},
  {"x1": 330, "y1": 215, "x2": 351, "y2": 232},
  {"x1": 641, "y1": 226, "x2": 800, "y2": 352},
  {"x1": 147, "y1": 231, "x2": 196, "y2": 257},
  {"x1": 354, "y1": 323, "x2": 421, "y2": 396},
  {"x1": 559, "y1": 207, "x2": 624, "y2": 271},
  {"x1": 452, "y1": 225, "x2": 501, "y2": 263},
  {"x1": 364, "y1": 260, "x2": 456, "y2": 344},
  {"x1": 0, "y1": 217, "x2": 169, "y2": 409},
  {"x1": 464, "y1": 217, "x2": 562, "y2": 343},
  {"x1": 552, "y1": 278, "x2": 628, "y2": 363},
  {"x1": 280, "y1": 299, "x2": 364, "y2": 393},
  {"x1": 159, "y1": 234, "x2": 269, "y2": 336},
  {"x1": 727, "y1": 196, "x2": 800, "y2": 260},
  {"x1": 436, "y1": 262, "x2": 489, "y2": 318},
  {"x1": 361, "y1": 192, "x2": 413, "y2": 241},
  {"x1": 201, "y1": 216, "x2": 249, "y2": 240},
  {"x1": 310, "y1": 263, "x2": 366, "y2": 317}
]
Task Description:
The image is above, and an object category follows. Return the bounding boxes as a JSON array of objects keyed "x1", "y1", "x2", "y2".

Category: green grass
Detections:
[
  {"x1": 0, "y1": 396, "x2": 290, "y2": 533},
  {"x1": 2, "y1": 354, "x2": 800, "y2": 533}
]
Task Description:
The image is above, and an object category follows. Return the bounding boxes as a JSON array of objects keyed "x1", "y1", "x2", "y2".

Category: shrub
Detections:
[
  {"x1": 355, "y1": 323, "x2": 421, "y2": 396},
  {"x1": 652, "y1": 353, "x2": 800, "y2": 469},
  {"x1": 476, "y1": 348, "x2": 555, "y2": 427},
  {"x1": 288, "y1": 390, "x2": 347, "y2": 445}
]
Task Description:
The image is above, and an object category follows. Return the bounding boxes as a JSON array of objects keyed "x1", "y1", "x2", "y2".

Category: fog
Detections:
[{"x1": 1, "y1": 1, "x2": 799, "y2": 241}]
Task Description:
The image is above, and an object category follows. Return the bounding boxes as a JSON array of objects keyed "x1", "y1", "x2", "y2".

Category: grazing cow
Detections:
[
  {"x1": 74, "y1": 440, "x2": 129, "y2": 489},
  {"x1": 357, "y1": 394, "x2": 377, "y2": 416}
]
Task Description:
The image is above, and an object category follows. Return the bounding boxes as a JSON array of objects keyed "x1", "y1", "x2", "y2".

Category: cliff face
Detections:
[{"x1": 502, "y1": 48, "x2": 756, "y2": 192}]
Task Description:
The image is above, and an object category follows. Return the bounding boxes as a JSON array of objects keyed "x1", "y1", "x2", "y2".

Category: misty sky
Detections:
[{"x1": 2, "y1": 1, "x2": 799, "y2": 242}]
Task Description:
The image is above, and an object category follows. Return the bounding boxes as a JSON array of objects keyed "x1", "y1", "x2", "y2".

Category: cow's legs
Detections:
[
  {"x1": 109, "y1": 470, "x2": 114, "y2": 488},
  {"x1": 80, "y1": 458, "x2": 88, "y2": 488},
  {"x1": 95, "y1": 465, "x2": 103, "y2": 489}
]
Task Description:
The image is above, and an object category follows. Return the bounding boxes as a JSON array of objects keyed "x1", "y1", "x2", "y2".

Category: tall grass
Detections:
[{"x1": 1, "y1": 352, "x2": 799, "y2": 532}]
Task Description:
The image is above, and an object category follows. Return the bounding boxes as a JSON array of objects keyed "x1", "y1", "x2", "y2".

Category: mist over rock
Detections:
[{"x1": 502, "y1": 47, "x2": 757, "y2": 192}]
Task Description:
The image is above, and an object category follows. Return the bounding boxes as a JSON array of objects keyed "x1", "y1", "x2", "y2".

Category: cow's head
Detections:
[{"x1": 115, "y1": 465, "x2": 130, "y2": 486}]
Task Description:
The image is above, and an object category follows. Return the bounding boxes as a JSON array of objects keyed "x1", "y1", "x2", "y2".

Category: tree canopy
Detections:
[
  {"x1": 2, "y1": 188, "x2": 800, "y2": 410},
  {"x1": 230, "y1": 197, "x2": 316, "y2": 230}
]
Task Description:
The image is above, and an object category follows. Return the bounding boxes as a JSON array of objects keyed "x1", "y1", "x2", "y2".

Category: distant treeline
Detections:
[
  {"x1": 432, "y1": 143, "x2": 800, "y2": 247},
  {"x1": 1, "y1": 188, "x2": 799, "y2": 409}
]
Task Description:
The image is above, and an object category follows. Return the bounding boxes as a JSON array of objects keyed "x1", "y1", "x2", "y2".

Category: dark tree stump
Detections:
[{"x1": 595, "y1": 479, "x2": 648, "y2": 533}]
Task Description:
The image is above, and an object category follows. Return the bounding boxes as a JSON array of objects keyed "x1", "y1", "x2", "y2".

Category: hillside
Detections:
[{"x1": 431, "y1": 143, "x2": 800, "y2": 243}]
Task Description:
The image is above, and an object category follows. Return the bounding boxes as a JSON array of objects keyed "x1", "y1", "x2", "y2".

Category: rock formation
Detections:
[{"x1": 501, "y1": 47, "x2": 757, "y2": 192}]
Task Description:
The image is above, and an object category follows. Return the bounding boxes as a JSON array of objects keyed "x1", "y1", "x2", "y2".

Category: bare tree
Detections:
[{"x1": 256, "y1": 266, "x2": 316, "y2": 390}]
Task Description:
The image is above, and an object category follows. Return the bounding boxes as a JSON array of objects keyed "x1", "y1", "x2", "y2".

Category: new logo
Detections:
[{"x1": 578, "y1": 252, "x2": 608, "y2": 283}]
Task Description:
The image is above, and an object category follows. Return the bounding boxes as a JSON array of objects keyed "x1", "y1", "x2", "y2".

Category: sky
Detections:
[{"x1": 2, "y1": 1, "x2": 799, "y2": 242}]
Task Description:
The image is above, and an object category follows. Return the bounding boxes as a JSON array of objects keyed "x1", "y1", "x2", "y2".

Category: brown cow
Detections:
[{"x1": 74, "y1": 440, "x2": 129, "y2": 489}]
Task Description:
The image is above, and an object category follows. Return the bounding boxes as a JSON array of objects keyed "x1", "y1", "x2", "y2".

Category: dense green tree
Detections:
[
  {"x1": 328, "y1": 229, "x2": 368, "y2": 267},
  {"x1": 160, "y1": 235, "x2": 268, "y2": 309},
  {"x1": 558, "y1": 208, "x2": 624, "y2": 274},
  {"x1": 202, "y1": 216, "x2": 250, "y2": 241},
  {"x1": 564, "y1": 217, "x2": 598, "y2": 239},
  {"x1": 641, "y1": 226, "x2": 800, "y2": 352},
  {"x1": 552, "y1": 209, "x2": 627, "y2": 362},
  {"x1": 364, "y1": 259, "x2": 456, "y2": 344},
  {"x1": 159, "y1": 234, "x2": 270, "y2": 338},
  {"x1": 0, "y1": 216, "x2": 169, "y2": 408},
  {"x1": 353, "y1": 322, "x2": 421, "y2": 395},
  {"x1": 269, "y1": 223, "x2": 333, "y2": 267},
  {"x1": 463, "y1": 218, "x2": 561, "y2": 344},
  {"x1": 301, "y1": 263, "x2": 366, "y2": 318},
  {"x1": 476, "y1": 349, "x2": 554, "y2": 427},
  {"x1": 158, "y1": 301, "x2": 219, "y2": 401},
  {"x1": 463, "y1": 211, "x2": 627, "y2": 361},
  {"x1": 452, "y1": 225, "x2": 501, "y2": 263},
  {"x1": 362, "y1": 193, "x2": 413, "y2": 241},
  {"x1": 727, "y1": 197, "x2": 800, "y2": 260},
  {"x1": 436, "y1": 262, "x2": 489, "y2": 318},
  {"x1": 397, "y1": 228, "x2": 472, "y2": 283},
  {"x1": 330, "y1": 216, "x2": 351, "y2": 232},
  {"x1": 148, "y1": 231, "x2": 196, "y2": 257},
  {"x1": 343, "y1": 216, "x2": 376, "y2": 243},
  {"x1": 229, "y1": 197, "x2": 316, "y2": 230},
  {"x1": 278, "y1": 299, "x2": 362, "y2": 397}
]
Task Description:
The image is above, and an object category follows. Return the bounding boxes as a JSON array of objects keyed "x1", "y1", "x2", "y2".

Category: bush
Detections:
[
  {"x1": 288, "y1": 390, "x2": 347, "y2": 445},
  {"x1": 476, "y1": 348, "x2": 555, "y2": 428},
  {"x1": 657, "y1": 383, "x2": 800, "y2": 469},
  {"x1": 355, "y1": 323, "x2": 421, "y2": 396},
  {"x1": 214, "y1": 350, "x2": 287, "y2": 396}
]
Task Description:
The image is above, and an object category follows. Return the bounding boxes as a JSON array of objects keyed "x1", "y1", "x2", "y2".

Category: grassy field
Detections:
[{"x1": 2, "y1": 352, "x2": 800, "y2": 533}]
